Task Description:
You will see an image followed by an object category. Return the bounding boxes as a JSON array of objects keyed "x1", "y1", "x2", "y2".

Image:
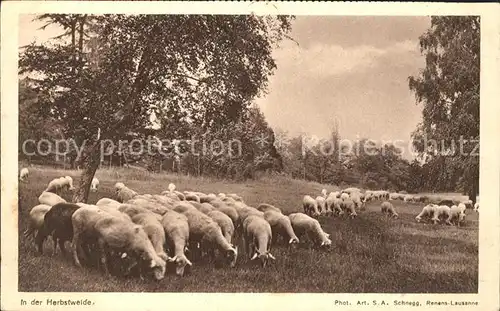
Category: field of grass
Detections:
[{"x1": 18, "y1": 166, "x2": 478, "y2": 293}]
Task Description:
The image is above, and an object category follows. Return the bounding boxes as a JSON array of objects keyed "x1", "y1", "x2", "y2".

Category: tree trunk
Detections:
[{"x1": 72, "y1": 143, "x2": 101, "y2": 203}]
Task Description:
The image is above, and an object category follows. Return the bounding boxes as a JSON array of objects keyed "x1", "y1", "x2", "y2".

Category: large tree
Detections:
[
  {"x1": 408, "y1": 16, "x2": 479, "y2": 203},
  {"x1": 20, "y1": 14, "x2": 294, "y2": 202}
]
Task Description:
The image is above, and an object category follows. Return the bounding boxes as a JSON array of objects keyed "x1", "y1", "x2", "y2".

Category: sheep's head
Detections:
[
  {"x1": 225, "y1": 246, "x2": 238, "y2": 268},
  {"x1": 168, "y1": 254, "x2": 192, "y2": 277},
  {"x1": 168, "y1": 183, "x2": 176, "y2": 192},
  {"x1": 251, "y1": 250, "x2": 275, "y2": 267},
  {"x1": 288, "y1": 237, "x2": 299, "y2": 245},
  {"x1": 320, "y1": 238, "x2": 332, "y2": 248}
]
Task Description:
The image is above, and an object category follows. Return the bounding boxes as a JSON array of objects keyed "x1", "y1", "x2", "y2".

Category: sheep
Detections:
[
  {"x1": 23, "y1": 204, "x2": 51, "y2": 240},
  {"x1": 91, "y1": 177, "x2": 99, "y2": 192},
  {"x1": 363, "y1": 190, "x2": 374, "y2": 202},
  {"x1": 474, "y1": 202, "x2": 479, "y2": 213},
  {"x1": 329, "y1": 191, "x2": 341, "y2": 199},
  {"x1": 190, "y1": 201, "x2": 216, "y2": 214},
  {"x1": 235, "y1": 205, "x2": 264, "y2": 223},
  {"x1": 448, "y1": 205, "x2": 466, "y2": 226},
  {"x1": 118, "y1": 203, "x2": 160, "y2": 220},
  {"x1": 64, "y1": 176, "x2": 75, "y2": 190},
  {"x1": 98, "y1": 204, "x2": 132, "y2": 222},
  {"x1": 242, "y1": 215, "x2": 276, "y2": 267},
  {"x1": 174, "y1": 206, "x2": 238, "y2": 267},
  {"x1": 302, "y1": 195, "x2": 320, "y2": 217},
  {"x1": 38, "y1": 191, "x2": 66, "y2": 206},
  {"x1": 342, "y1": 187, "x2": 361, "y2": 195},
  {"x1": 184, "y1": 191, "x2": 201, "y2": 203},
  {"x1": 315, "y1": 196, "x2": 327, "y2": 215},
  {"x1": 257, "y1": 203, "x2": 282, "y2": 214},
  {"x1": 131, "y1": 212, "x2": 170, "y2": 262},
  {"x1": 389, "y1": 193, "x2": 401, "y2": 200},
  {"x1": 404, "y1": 194, "x2": 414, "y2": 203},
  {"x1": 210, "y1": 201, "x2": 240, "y2": 231},
  {"x1": 207, "y1": 210, "x2": 235, "y2": 245},
  {"x1": 20, "y1": 167, "x2": 29, "y2": 182},
  {"x1": 161, "y1": 190, "x2": 185, "y2": 201},
  {"x1": 126, "y1": 197, "x2": 170, "y2": 215},
  {"x1": 288, "y1": 213, "x2": 331, "y2": 248},
  {"x1": 95, "y1": 198, "x2": 121, "y2": 209},
  {"x1": 151, "y1": 194, "x2": 176, "y2": 208},
  {"x1": 200, "y1": 193, "x2": 218, "y2": 203},
  {"x1": 380, "y1": 201, "x2": 398, "y2": 218},
  {"x1": 340, "y1": 192, "x2": 350, "y2": 201},
  {"x1": 349, "y1": 191, "x2": 364, "y2": 210},
  {"x1": 44, "y1": 177, "x2": 66, "y2": 194},
  {"x1": 114, "y1": 182, "x2": 138, "y2": 203},
  {"x1": 325, "y1": 194, "x2": 344, "y2": 216},
  {"x1": 339, "y1": 198, "x2": 358, "y2": 218},
  {"x1": 321, "y1": 189, "x2": 327, "y2": 198},
  {"x1": 161, "y1": 210, "x2": 192, "y2": 276},
  {"x1": 415, "y1": 204, "x2": 438, "y2": 223},
  {"x1": 263, "y1": 211, "x2": 299, "y2": 245},
  {"x1": 92, "y1": 214, "x2": 167, "y2": 280},
  {"x1": 226, "y1": 193, "x2": 243, "y2": 202},
  {"x1": 431, "y1": 205, "x2": 453, "y2": 225},
  {"x1": 35, "y1": 202, "x2": 81, "y2": 256}
]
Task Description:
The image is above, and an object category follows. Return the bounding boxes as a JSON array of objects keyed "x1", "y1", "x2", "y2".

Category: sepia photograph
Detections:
[{"x1": 2, "y1": 1, "x2": 500, "y2": 311}]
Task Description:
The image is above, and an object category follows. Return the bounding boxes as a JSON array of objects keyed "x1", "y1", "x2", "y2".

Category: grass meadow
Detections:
[{"x1": 17, "y1": 166, "x2": 478, "y2": 293}]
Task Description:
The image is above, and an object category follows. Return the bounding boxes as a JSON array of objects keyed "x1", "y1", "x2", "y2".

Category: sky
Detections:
[{"x1": 19, "y1": 15, "x2": 431, "y2": 159}]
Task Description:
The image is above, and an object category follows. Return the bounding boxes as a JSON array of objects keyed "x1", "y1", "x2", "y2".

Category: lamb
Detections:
[
  {"x1": 115, "y1": 182, "x2": 138, "y2": 203},
  {"x1": 380, "y1": 201, "x2": 398, "y2": 218},
  {"x1": 161, "y1": 210, "x2": 192, "y2": 276},
  {"x1": 263, "y1": 211, "x2": 299, "y2": 245},
  {"x1": 207, "y1": 210, "x2": 235, "y2": 244},
  {"x1": 90, "y1": 177, "x2": 99, "y2": 192},
  {"x1": 23, "y1": 204, "x2": 51, "y2": 240},
  {"x1": 302, "y1": 195, "x2": 320, "y2": 217},
  {"x1": 242, "y1": 215, "x2": 276, "y2": 267},
  {"x1": 20, "y1": 167, "x2": 29, "y2": 182},
  {"x1": 257, "y1": 203, "x2": 282, "y2": 214},
  {"x1": 415, "y1": 204, "x2": 438, "y2": 223},
  {"x1": 96, "y1": 198, "x2": 121, "y2": 209},
  {"x1": 131, "y1": 212, "x2": 170, "y2": 262},
  {"x1": 288, "y1": 213, "x2": 331, "y2": 248},
  {"x1": 38, "y1": 191, "x2": 66, "y2": 206},
  {"x1": 35, "y1": 202, "x2": 81, "y2": 255},
  {"x1": 174, "y1": 206, "x2": 238, "y2": 267}
]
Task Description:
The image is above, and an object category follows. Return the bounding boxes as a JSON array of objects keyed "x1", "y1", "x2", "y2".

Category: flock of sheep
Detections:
[
  {"x1": 20, "y1": 167, "x2": 479, "y2": 282},
  {"x1": 302, "y1": 187, "x2": 479, "y2": 226},
  {"x1": 22, "y1": 171, "x2": 332, "y2": 281}
]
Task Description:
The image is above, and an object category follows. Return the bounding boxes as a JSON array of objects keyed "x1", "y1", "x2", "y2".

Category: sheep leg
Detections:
[{"x1": 97, "y1": 239, "x2": 109, "y2": 275}]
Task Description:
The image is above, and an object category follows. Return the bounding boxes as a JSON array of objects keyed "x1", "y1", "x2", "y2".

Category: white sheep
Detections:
[
  {"x1": 415, "y1": 204, "x2": 438, "y2": 223},
  {"x1": 38, "y1": 191, "x2": 66, "y2": 206},
  {"x1": 389, "y1": 193, "x2": 400, "y2": 200},
  {"x1": 342, "y1": 187, "x2": 361, "y2": 194},
  {"x1": 473, "y1": 202, "x2": 479, "y2": 213},
  {"x1": 173, "y1": 205, "x2": 238, "y2": 267},
  {"x1": 23, "y1": 204, "x2": 51, "y2": 239},
  {"x1": 363, "y1": 190, "x2": 374, "y2": 202},
  {"x1": 257, "y1": 203, "x2": 282, "y2": 214},
  {"x1": 207, "y1": 210, "x2": 235, "y2": 245},
  {"x1": 95, "y1": 198, "x2": 121, "y2": 209},
  {"x1": 325, "y1": 194, "x2": 344, "y2": 216},
  {"x1": 115, "y1": 182, "x2": 138, "y2": 203},
  {"x1": 131, "y1": 212, "x2": 170, "y2": 262},
  {"x1": 62, "y1": 176, "x2": 75, "y2": 191},
  {"x1": 448, "y1": 205, "x2": 466, "y2": 226},
  {"x1": 263, "y1": 211, "x2": 299, "y2": 245},
  {"x1": 288, "y1": 213, "x2": 331, "y2": 247},
  {"x1": 302, "y1": 195, "x2": 320, "y2": 217},
  {"x1": 226, "y1": 193, "x2": 243, "y2": 202},
  {"x1": 184, "y1": 191, "x2": 201, "y2": 203},
  {"x1": 349, "y1": 191, "x2": 364, "y2": 210},
  {"x1": 339, "y1": 198, "x2": 358, "y2": 218},
  {"x1": 380, "y1": 201, "x2": 398, "y2": 218},
  {"x1": 431, "y1": 205, "x2": 452, "y2": 225},
  {"x1": 126, "y1": 197, "x2": 171, "y2": 215},
  {"x1": 404, "y1": 194, "x2": 414, "y2": 203},
  {"x1": 243, "y1": 215, "x2": 276, "y2": 267},
  {"x1": 340, "y1": 192, "x2": 350, "y2": 201},
  {"x1": 90, "y1": 177, "x2": 99, "y2": 192},
  {"x1": 44, "y1": 177, "x2": 66, "y2": 194},
  {"x1": 315, "y1": 196, "x2": 327, "y2": 215},
  {"x1": 20, "y1": 167, "x2": 29, "y2": 182},
  {"x1": 161, "y1": 210, "x2": 192, "y2": 276},
  {"x1": 321, "y1": 189, "x2": 327, "y2": 198}
]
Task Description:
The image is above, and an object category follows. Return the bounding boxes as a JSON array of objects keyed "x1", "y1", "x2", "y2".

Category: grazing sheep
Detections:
[
  {"x1": 161, "y1": 190, "x2": 185, "y2": 201},
  {"x1": 226, "y1": 193, "x2": 243, "y2": 202},
  {"x1": 91, "y1": 177, "x2": 99, "y2": 192},
  {"x1": 415, "y1": 204, "x2": 438, "y2": 223},
  {"x1": 161, "y1": 210, "x2": 192, "y2": 276},
  {"x1": 339, "y1": 198, "x2": 358, "y2": 218},
  {"x1": 98, "y1": 204, "x2": 132, "y2": 222},
  {"x1": 115, "y1": 182, "x2": 138, "y2": 203},
  {"x1": 235, "y1": 205, "x2": 264, "y2": 223},
  {"x1": 151, "y1": 194, "x2": 176, "y2": 208},
  {"x1": 184, "y1": 191, "x2": 201, "y2": 203},
  {"x1": 20, "y1": 167, "x2": 29, "y2": 182},
  {"x1": 257, "y1": 203, "x2": 282, "y2": 214},
  {"x1": 380, "y1": 201, "x2": 398, "y2": 218},
  {"x1": 315, "y1": 196, "x2": 327, "y2": 215},
  {"x1": 131, "y1": 213, "x2": 170, "y2": 262},
  {"x1": 118, "y1": 203, "x2": 161, "y2": 220},
  {"x1": 190, "y1": 201, "x2": 216, "y2": 214},
  {"x1": 243, "y1": 215, "x2": 276, "y2": 267},
  {"x1": 36, "y1": 202, "x2": 81, "y2": 256},
  {"x1": 200, "y1": 193, "x2": 218, "y2": 203},
  {"x1": 288, "y1": 213, "x2": 331, "y2": 248},
  {"x1": 174, "y1": 206, "x2": 238, "y2": 267},
  {"x1": 448, "y1": 205, "x2": 466, "y2": 226},
  {"x1": 24, "y1": 204, "x2": 51, "y2": 239},
  {"x1": 340, "y1": 192, "x2": 350, "y2": 201},
  {"x1": 342, "y1": 187, "x2": 361, "y2": 195},
  {"x1": 325, "y1": 194, "x2": 344, "y2": 216},
  {"x1": 38, "y1": 191, "x2": 66, "y2": 206},
  {"x1": 363, "y1": 190, "x2": 374, "y2": 202},
  {"x1": 207, "y1": 210, "x2": 235, "y2": 244},
  {"x1": 432, "y1": 205, "x2": 453, "y2": 225},
  {"x1": 302, "y1": 195, "x2": 320, "y2": 217},
  {"x1": 349, "y1": 191, "x2": 364, "y2": 210},
  {"x1": 404, "y1": 194, "x2": 414, "y2": 203},
  {"x1": 45, "y1": 177, "x2": 67, "y2": 194},
  {"x1": 126, "y1": 197, "x2": 170, "y2": 215},
  {"x1": 210, "y1": 201, "x2": 240, "y2": 229},
  {"x1": 64, "y1": 176, "x2": 75, "y2": 190},
  {"x1": 263, "y1": 211, "x2": 299, "y2": 245},
  {"x1": 95, "y1": 198, "x2": 121, "y2": 208}
]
